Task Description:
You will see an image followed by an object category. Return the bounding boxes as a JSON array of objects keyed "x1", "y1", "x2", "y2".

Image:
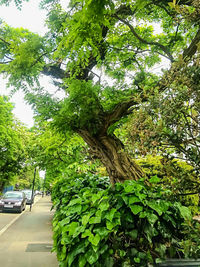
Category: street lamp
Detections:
[
  {"x1": 30, "y1": 167, "x2": 37, "y2": 212},
  {"x1": 42, "y1": 174, "x2": 46, "y2": 197}
]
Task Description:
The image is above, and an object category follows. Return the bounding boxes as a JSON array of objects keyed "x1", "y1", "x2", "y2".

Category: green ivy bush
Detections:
[{"x1": 51, "y1": 173, "x2": 199, "y2": 267}]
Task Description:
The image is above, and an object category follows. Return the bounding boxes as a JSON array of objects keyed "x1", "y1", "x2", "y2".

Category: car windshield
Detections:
[
  {"x1": 3, "y1": 192, "x2": 23, "y2": 199},
  {"x1": 23, "y1": 191, "x2": 32, "y2": 197}
]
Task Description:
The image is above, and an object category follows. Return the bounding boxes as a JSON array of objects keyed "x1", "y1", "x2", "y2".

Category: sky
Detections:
[{"x1": 0, "y1": 0, "x2": 67, "y2": 127}]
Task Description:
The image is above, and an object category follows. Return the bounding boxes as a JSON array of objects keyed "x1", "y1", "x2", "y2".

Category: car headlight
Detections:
[
  {"x1": 0, "y1": 200, "x2": 4, "y2": 204},
  {"x1": 15, "y1": 201, "x2": 22, "y2": 206}
]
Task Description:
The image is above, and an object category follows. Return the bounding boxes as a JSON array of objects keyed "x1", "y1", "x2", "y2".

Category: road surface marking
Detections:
[{"x1": 0, "y1": 210, "x2": 25, "y2": 237}]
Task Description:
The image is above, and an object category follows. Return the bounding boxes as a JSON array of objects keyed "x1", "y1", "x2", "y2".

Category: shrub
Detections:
[
  {"x1": 51, "y1": 173, "x2": 198, "y2": 267},
  {"x1": 136, "y1": 155, "x2": 200, "y2": 215}
]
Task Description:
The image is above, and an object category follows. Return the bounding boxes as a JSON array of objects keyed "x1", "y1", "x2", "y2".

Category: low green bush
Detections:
[{"x1": 51, "y1": 173, "x2": 199, "y2": 267}]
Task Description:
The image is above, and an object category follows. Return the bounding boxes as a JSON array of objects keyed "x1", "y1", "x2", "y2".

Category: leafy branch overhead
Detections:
[{"x1": 0, "y1": 0, "x2": 200, "y2": 183}]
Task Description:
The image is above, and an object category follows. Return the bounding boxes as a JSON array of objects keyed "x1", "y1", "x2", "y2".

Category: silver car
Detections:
[{"x1": 21, "y1": 190, "x2": 34, "y2": 205}]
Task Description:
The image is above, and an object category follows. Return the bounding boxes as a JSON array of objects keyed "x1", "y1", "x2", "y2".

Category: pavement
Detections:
[{"x1": 0, "y1": 196, "x2": 58, "y2": 267}]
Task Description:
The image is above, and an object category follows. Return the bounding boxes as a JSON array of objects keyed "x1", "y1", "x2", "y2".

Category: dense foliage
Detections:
[
  {"x1": 0, "y1": 0, "x2": 199, "y2": 183},
  {"x1": 51, "y1": 173, "x2": 199, "y2": 267},
  {"x1": 0, "y1": 1, "x2": 200, "y2": 266},
  {"x1": 0, "y1": 96, "x2": 27, "y2": 191},
  {"x1": 15, "y1": 165, "x2": 42, "y2": 190}
]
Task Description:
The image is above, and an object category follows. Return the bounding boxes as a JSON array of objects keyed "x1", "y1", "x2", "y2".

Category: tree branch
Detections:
[
  {"x1": 41, "y1": 65, "x2": 67, "y2": 79},
  {"x1": 0, "y1": 37, "x2": 11, "y2": 46},
  {"x1": 183, "y1": 27, "x2": 200, "y2": 59},
  {"x1": 115, "y1": 15, "x2": 174, "y2": 62},
  {"x1": 102, "y1": 99, "x2": 138, "y2": 133}
]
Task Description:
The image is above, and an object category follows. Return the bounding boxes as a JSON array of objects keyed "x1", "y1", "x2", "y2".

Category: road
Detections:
[{"x1": 0, "y1": 196, "x2": 58, "y2": 267}]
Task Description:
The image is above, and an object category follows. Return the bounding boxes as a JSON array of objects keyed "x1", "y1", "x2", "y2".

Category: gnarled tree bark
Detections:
[{"x1": 77, "y1": 129, "x2": 144, "y2": 184}]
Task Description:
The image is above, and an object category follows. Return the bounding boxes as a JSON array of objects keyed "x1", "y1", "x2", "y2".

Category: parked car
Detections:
[
  {"x1": 0, "y1": 191, "x2": 27, "y2": 213},
  {"x1": 21, "y1": 190, "x2": 34, "y2": 205}
]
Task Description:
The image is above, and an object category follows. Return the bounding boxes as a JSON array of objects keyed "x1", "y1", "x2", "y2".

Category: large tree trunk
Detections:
[{"x1": 77, "y1": 129, "x2": 144, "y2": 184}]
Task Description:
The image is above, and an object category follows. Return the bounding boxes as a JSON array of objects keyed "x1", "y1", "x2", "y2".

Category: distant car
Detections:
[
  {"x1": 35, "y1": 190, "x2": 42, "y2": 195},
  {"x1": 21, "y1": 190, "x2": 34, "y2": 205},
  {"x1": 0, "y1": 191, "x2": 27, "y2": 213}
]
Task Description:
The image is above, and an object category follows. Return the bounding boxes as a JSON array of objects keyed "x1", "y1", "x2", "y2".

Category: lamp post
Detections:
[
  {"x1": 30, "y1": 167, "x2": 36, "y2": 212},
  {"x1": 42, "y1": 174, "x2": 46, "y2": 198}
]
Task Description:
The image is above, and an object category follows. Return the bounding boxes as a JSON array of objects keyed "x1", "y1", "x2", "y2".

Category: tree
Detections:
[
  {"x1": 0, "y1": 96, "x2": 26, "y2": 191},
  {"x1": 0, "y1": 0, "x2": 199, "y2": 184},
  {"x1": 14, "y1": 165, "x2": 42, "y2": 190}
]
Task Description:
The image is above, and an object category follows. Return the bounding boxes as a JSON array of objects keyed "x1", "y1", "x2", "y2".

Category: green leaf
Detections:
[
  {"x1": 155, "y1": 244, "x2": 166, "y2": 258},
  {"x1": 106, "y1": 220, "x2": 115, "y2": 230},
  {"x1": 128, "y1": 196, "x2": 140, "y2": 205},
  {"x1": 82, "y1": 214, "x2": 91, "y2": 225},
  {"x1": 88, "y1": 233, "x2": 101, "y2": 246},
  {"x1": 92, "y1": 194, "x2": 101, "y2": 203},
  {"x1": 124, "y1": 184, "x2": 135, "y2": 193},
  {"x1": 64, "y1": 222, "x2": 79, "y2": 236},
  {"x1": 122, "y1": 195, "x2": 129, "y2": 204},
  {"x1": 149, "y1": 175, "x2": 161, "y2": 184},
  {"x1": 92, "y1": 191, "x2": 104, "y2": 201},
  {"x1": 129, "y1": 229, "x2": 138, "y2": 240},
  {"x1": 147, "y1": 213, "x2": 158, "y2": 225},
  {"x1": 176, "y1": 203, "x2": 192, "y2": 220},
  {"x1": 99, "y1": 200, "x2": 109, "y2": 211},
  {"x1": 85, "y1": 249, "x2": 99, "y2": 265},
  {"x1": 99, "y1": 244, "x2": 109, "y2": 255},
  {"x1": 68, "y1": 204, "x2": 82, "y2": 214},
  {"x1": 106, "y1": 218, "x2": 120, "y2": 230},
  {"x1": 93, "y1": 227, "x2": 110, "y2": 238},
  {"x1": 60, "y1": 217, "x2": 70, "y2": 227},
  {"x1": 105, "y1": 208, "x2": 117, "y2": 221},
  {"x1": 89, "y1": 216, "x2": 101, "y2": 224},
  {"x1": 81, "y1": 229, "x2": 93, "y2": 238},
  {"x1": 134, "y1": 257, "x2": 141, "y2": 263},
  {"x1": 105, "y1": 256, "x2": 114, "y2": 267},
  {"x1": 78, "y1": 255, "x2": 87, "y2": 267},
  {"x1": 130, "y1": 205, "x2": 143, "y2": 215},
  {"x1": 138, "y1": 252, "x2": 146, "y2": 259},
  {"x1": 119, "y1": 249, "x2": 126, "y2": 257},
  {"x1": 131, "y1": 248, "x2": 138, "y2": 256},
  {"x1": 147, "y1": 201, "x2": 163, "y2": 216},
  {"x1": 68, "y1": 198, "x2": 82, "y2": 206},
  {"x1": 67, "y1": 241, "x2": 86, "y2": 266}
]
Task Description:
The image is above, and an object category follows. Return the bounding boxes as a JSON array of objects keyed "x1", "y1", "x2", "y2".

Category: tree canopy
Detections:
[
  {"x1": 0, "y1": 96, "x2": 27, "y2": 191},
  {"x1": 0, "y1": 0, "x2": 199, "y2": 183}
]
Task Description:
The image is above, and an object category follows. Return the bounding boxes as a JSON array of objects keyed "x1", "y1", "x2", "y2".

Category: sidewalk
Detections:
[{"x1": 0, "y1": 196, "x2": 58, "y2": 267}]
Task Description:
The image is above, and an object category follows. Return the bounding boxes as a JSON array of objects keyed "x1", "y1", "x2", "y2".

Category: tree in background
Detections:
[
  {"x1": 0, "y1": 0, "x2": 199, "y2": 184},
  {"x1": 15, "y1": 165, "x2": 42, "y2": 190},
  {"x1": 0, "y1": 96, "x2": 26, "y2": 191},
  {"x1": 0, "y1": 97, "x2": 43, "y2": 192}
]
